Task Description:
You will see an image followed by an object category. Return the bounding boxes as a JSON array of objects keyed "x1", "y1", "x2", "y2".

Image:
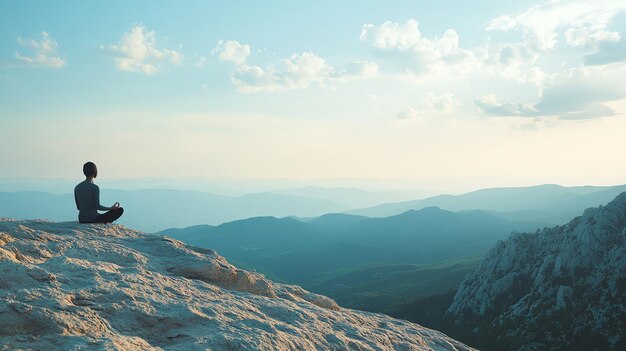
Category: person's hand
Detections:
[{"x1": 112, "y1": 202, "x2": 120, "y2": 209}]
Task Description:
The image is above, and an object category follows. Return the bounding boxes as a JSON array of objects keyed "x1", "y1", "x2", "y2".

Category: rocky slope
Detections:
[
  {"x1": 446, "y1": 193, "x2": 626, "y2": 350},
  {"x1": 0, "y1": 218, "x2": 473, "y2": 351}
]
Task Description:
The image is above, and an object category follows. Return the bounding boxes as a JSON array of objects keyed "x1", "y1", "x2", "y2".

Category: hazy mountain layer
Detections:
[
  {"x1": 446, "y1": 192, "x2": 626, "y2": 350},
  {"x1": 269, "y1": 186, "x2": 432, "y2": 208},
  {"x1": 348, "y1": 184, "x2": 626, "y2": 225},
  {"x1": 0, "y1": 189, "x2": 348, "y2": 232},
  {"x1": 160, "y1": 207, "x2": 541, "y2": 285},
  {"x1": 0, "y1": 218, "x2": 474, "y2": 351},
  {"x1": 3, "y1": 184, "x2": 622, "y2": 233}
]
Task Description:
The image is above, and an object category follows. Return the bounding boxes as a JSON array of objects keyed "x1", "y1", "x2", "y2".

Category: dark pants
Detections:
[{"x1": 86, "y1": 208, "x2": 124, "y2": 224}]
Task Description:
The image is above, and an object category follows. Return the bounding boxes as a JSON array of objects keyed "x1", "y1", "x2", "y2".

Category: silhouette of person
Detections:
[{"x1": 74, "y1": 162, "x2": 124, "y2": 224}]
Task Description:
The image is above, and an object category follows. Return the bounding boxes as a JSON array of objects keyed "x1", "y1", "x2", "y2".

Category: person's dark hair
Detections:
[{"x1": 83, "y1": 162, "x2": 97, "y2": 178}]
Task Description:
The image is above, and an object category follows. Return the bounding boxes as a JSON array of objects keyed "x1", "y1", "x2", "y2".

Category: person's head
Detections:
[{"x1": 83, "y1": 162, "x2": 97, "y2": 179}]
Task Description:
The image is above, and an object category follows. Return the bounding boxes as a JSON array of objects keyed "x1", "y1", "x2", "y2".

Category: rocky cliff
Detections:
[
  {"x1": 0, "y1": 218, "x2": 473, "y2": 351},
  {"x1": 447, "y1": 193, "x2": 626, "y2": 350}
]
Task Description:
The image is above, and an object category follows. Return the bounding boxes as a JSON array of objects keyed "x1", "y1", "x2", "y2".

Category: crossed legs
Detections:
[{"x1": 90, "y1": 208, "x2": 124, "y2": 224}]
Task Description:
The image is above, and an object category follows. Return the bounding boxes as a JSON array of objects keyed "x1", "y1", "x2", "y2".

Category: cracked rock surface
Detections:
[
  {"x1": 447, "y1": 193, "x2": 626, "y2": 350},
  {"x1": 0, "y1": 219, "x2": 473, "y2": 351}
]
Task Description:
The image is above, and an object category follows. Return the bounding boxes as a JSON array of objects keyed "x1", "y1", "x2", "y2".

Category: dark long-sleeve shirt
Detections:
[{"x1": 74, "y1": 180, "x2": 111, "y2": 222}]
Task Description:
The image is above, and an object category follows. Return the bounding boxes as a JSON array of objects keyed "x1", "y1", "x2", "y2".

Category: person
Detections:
[{"x1": 74, "y1": 162, "x2": 124, "y2": 224}]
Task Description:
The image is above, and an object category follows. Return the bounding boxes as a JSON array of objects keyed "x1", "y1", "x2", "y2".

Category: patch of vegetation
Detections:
[{"x1": 304, "y1": 256, "x2": 482, "y2": 316}]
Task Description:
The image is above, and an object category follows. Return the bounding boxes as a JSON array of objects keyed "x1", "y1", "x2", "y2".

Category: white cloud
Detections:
[
  {"x1": 534, "y1": 66, "x2": 624, "y2": 117},
  {"x1": 474, "y1": 41, "x2": 545, "y2": 84},
  {"x1": 283, "y1": 52, "x2": 333, "y2": 82},
  {"x1": 472, "y1": 0, "x2": 626, "y2": 121},
  {"x1": 213, "y1": 40, "x2": 250, "y2": 64},
  {"x1": 232, "y1": 52, "x2": 332, "y2": 93},
  {"x1": 17, "y1": 32, "x2": 57, "y2": 52},
  {"x1": 222, "y1": 42, "x2": 377, "y2": 93},
  {"x1": 103, "y1": 25, "x2": 182, "y2": 74},
  {"x1": 362, "y1": 5, "x2": 625, "y2": 123},
  {"x1": 476, "y1": 64, "x2": 626, "y2": 119},
  {"x1": 360, "y1": 19, "x2": 476, "y2": 77},
  {"x1": 565, "y1": 27, "x2": 620, "y2": 47},
  {"x1": 360, "y1": 20, "x2": 423, "y2": 50},
  {"x1": 359, "y1": 19, "x2": 551, "y2": 85},
  {"x1": 486, "y1": 0, "x2": 626, "y2": 51},
  {"x1": 15, "y1": 32, "x2": 66, "y2": 68},
  {"x1": 485, "y1": 15, "x2": 516, "y2": 32}
]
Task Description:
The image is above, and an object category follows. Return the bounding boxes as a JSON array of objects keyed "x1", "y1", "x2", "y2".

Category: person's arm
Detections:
[
  {"x1": 74, "y1": 188, "x2": 80, "y2": 210},
  {"x1": 94, "y1": 186, "x2": 112, "y2": 211}
]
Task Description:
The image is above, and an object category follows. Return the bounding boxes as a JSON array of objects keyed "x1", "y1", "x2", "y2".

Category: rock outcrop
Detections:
[
  {"x1": 446, "y1": 193, "x2": 626, "y2": 351},
  {"x1": 0, "y1": 218, "x2": 473, "y2": 350}
]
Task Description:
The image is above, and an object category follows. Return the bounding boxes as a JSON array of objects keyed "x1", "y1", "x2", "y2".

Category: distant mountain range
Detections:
[
  {"x1": 347, "y1": 184, "x2": 626, "y2": 225},
  {"x1": 3, "y1": 183, "x2": 625, "y2": 233},
  {"x1": 159, "y1": 207, "x2": 544, "y2": 313},
  {"x1": 0, "y1": 186, "x2": 428, "y2": 232},
  {"x1": 0, "y1": 189, "x2": 349, "y2": 232},
  {"x1": 160, "y1": 207, "x2": 539, "y2": 275}
]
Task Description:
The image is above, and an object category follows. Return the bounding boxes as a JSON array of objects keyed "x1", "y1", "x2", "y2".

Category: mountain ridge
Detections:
[
  {"x1": 445, "y1": 192, "x2": 626, "y2": 350},
  {"x1": 159, "y1": 206, "x2": 541, "y2": 277},
  {"x1": 346, "y1": 184, "x2": 626, "y2": 225}
]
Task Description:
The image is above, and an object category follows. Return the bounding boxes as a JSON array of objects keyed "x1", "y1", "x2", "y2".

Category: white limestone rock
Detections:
[
  {"x1": 447, "y1": 192, "x2": 626, "y2": 350},
  {"x1": 0, "y1": 219, "x2": 473, "y2": 351}
]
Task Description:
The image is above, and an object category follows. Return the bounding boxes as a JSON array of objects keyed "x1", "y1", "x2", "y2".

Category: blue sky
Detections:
[{"x1": 1, "y1": 0, "x2": 626, "y2": 191}]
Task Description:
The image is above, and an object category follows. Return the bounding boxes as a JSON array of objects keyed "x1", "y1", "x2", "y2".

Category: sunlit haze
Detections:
[{"x1": 2, "y1": 1, "x2": 626, "y2": 193}]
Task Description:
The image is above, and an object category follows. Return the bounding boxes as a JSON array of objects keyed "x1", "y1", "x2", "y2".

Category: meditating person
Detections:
[{"x1": 74, "y1": 162, "x2": 124, "y2": 224}]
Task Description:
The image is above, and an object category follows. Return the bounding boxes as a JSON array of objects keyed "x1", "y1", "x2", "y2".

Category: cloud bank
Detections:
[
  {"x1": 15, "y1": 32, "x2": 66, "y2": 68},
  {"x1": 360, "y1": 19, "x2": 475, "y2": 77},
  {"x1": 213, "y1": 40, "x2": 378, "y2": 93},
  {"x1": 103, "y1": 25, "x2": 182, "y2": 74},
  {"x1": 476, "y1": 65, "x2": 626, "y2": 119},
  {"x1": 213, "y1": 40, "x2": 250, "y2": 65}
]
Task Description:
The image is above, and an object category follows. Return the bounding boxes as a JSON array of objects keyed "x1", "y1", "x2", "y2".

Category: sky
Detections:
[{"x1": 1, "y1": 0, "x2": 626, "y2": 192}]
